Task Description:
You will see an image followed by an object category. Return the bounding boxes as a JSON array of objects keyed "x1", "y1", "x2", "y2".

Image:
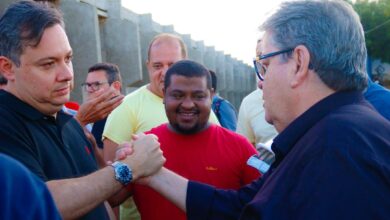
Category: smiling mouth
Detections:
[{"x1": 177, "y1": 111, "x2": 198, "y2": 120}]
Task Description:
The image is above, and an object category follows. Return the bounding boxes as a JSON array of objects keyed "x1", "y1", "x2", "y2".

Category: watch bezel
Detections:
[{"x1": 111, "y1": 161, "x2": 132, "y2": 185}]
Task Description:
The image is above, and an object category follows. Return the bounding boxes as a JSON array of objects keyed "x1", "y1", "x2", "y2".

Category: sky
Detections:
[{"x1": 122, "y1": 0, "x2": 284, "y2": 65}]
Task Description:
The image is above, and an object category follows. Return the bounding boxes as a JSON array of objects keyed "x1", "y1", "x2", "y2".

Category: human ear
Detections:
[
  {"x1": 0, "y1": 56, "x2": 16, "y2": 81},
  {"x1": 290, "y1": 45, "x2": 311, "y2": 88},
  {"x1": 111, "y1": 81, "x2": 121, "y2": 92},
  {"x1": 210, "y1": 88, "x2": 215, "y2": 99}
]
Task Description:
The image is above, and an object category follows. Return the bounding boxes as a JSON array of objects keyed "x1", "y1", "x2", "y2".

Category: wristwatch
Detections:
[{"x1": 111, "y1": 161, "x2": 132, "y2": 185}]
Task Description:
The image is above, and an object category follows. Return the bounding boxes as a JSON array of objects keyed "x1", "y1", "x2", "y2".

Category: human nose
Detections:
[
  {"x1": 58, "y1": 61, "x2": 73, "y2": 82},
  {"x1": 161, "y1": 66, "x2": 169, "y2": 79},
  {"x1": 181, "y1": 96, "x2": 195, "y2": 108}
]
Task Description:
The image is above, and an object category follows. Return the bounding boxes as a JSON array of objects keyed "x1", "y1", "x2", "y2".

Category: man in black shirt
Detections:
[{"x1": 0, "y1": 1, "x2": 165, "y2": 219}]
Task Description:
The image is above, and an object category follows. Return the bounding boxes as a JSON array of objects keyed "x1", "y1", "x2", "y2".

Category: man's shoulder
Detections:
[
  {"x1": 311, "y1": 102, "x2": 390, "y2": 146},
  {"x1": 364, "y1": 82, "x2": 390, "y2": 120},
  {"x1": 220, "y1": 99, "x2": 236, "y2": 112},
  {"x1": 145, "y1": 123, "x2": 169, "y2": 135},
  {"x1": 240, "y1": 90, "x2": 264, "y2": 111},
  {"x1": 0, "y1": 104, "x2": 26, "y2": 130},
  {"x1": 325, "y1": 102, "x2": 386, "y2": 126},
  {"x1": 123, "y1": 86, "x2": 147, "y2": 102},
  {"x1": 212, "y1": 95, "x2": 224, "y2": 103},
  {"x1": 122, "y1": 85, "x2": 162, "y2": 106},
  {"x1": 211, "y1": 125, "x2": 251, "y2": 143},
  {"x1": 243, "y1": 90, "x2": 262, "y2": 102}
]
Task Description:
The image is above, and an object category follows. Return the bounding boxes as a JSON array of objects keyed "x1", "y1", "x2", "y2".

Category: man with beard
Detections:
[
  {"x1": 126, "y1": 1, "x2": 390, "y2": 219},
  {"x1": 126, "y1": 60, "x2": 260, "y2": 220},
  {"x1": 102, "y1": 33, "x2": 219, "y2": 220}
]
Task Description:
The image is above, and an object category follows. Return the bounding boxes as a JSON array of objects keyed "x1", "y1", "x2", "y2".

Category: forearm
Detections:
[
  {"x1": 107, "y1": 187, "x2": 132, "y2": 207},
  {"x1": 103, "y1": 138, "x2": 119, "y2": 162},
  {"x1": 47, "y1": 166, "x2": 122, "y2": 219},
  {"x1": 147, "y1": 167, "x2": 189, "y2": 212}
]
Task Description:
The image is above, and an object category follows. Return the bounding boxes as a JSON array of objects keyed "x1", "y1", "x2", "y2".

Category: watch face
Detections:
[
  {"x1": 113, "y1": 162, "x2": 132, "y2": 185},
  {"x1": 118, "y1": 166, "x2": 131, "y2": 180}
]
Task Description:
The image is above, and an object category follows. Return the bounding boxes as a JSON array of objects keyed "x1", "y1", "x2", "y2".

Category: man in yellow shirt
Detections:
[{"x1": 103, "y1": 33, "x2": 219, "y2": 220}]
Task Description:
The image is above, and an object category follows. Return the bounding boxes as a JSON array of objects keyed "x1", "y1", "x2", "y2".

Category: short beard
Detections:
[{"x1": 169, "y1": 122, "x2": 208, "y2": 135}]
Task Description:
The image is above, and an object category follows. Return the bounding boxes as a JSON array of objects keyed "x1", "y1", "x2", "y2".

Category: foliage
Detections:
[{"x1": 351, "y1": 0, "x2": 390, "y2": 63}]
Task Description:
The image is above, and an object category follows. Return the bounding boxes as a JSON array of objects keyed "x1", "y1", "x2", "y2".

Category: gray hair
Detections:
[{"x1": 261, "y1": 0, "x2": 368, "y2": 91}]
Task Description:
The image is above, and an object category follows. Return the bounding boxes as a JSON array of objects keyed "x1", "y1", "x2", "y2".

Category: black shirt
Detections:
[
  {"x1": 92, "y1": 117, "x2": 107, "y2": 149},
  {"x1": 0, "y1": 90, "x2": 108, "y2": 220}
]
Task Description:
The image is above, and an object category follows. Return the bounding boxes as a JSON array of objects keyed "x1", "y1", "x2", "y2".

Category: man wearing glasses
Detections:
[
  {"x1": 124, "y1": 0, "x2": 390, "y2": 219},
  {"x1": 81, "y1": 62, "x2": 123, "y2": 148}
]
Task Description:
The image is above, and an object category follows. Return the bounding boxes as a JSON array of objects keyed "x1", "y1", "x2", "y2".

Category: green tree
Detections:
[{"x1": 352, "y1": 0, "x2": 390, "y2": 63}]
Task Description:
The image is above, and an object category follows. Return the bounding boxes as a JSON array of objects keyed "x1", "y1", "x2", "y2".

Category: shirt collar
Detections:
[{"x1": 271, "y1": 91, "x2": 366, "y2": 166}]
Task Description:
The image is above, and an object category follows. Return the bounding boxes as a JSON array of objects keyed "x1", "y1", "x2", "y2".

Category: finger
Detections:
[
  {"x1": 131, "y1": 134, "x2": 139, "y2": 141},
  {"x1": 146, "y1": 133, "x2": 158, "y2": 141},
  {"x1": 123, "y1": 148, "x2": 133, "y2": 156},
  {"x1": 92, "y1": 88, "x2": 117, "y2": 103},
  {"x1": 95, "y1": 95, "x2": 124, "y2": 115},
  {"x1": 116, "y1": 151, "x2": 125, "y2": 160},
  {"x1": 120, "y1": 142, "x2": 133, "y2": 148},
  {"x1": 135, "y1": 133, "x2": 146, "y2": 139}
]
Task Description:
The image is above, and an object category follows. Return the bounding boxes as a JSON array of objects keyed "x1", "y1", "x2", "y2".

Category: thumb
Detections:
[{"x1": 132, "y1": 132, "x2": 146, "y2": 140}]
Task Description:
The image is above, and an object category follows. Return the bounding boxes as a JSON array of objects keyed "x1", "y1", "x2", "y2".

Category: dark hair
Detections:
[
  {"x1": 209, "y1": 70, "x2": 217, "y2": 91},
  {"x1": 164, "y1": 60, "x2": 212, "y2": 90},
  {"x1": 0, "y1": 1, "x2": 64, "y2": 66},
  {"x1": 0, "y1": 75, "x2": 7, "y2": 85},
  {"x1": 88, "y1": 62, "x2": 122, "y2": 85}
]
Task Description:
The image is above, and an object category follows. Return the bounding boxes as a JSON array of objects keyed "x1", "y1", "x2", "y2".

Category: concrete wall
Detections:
[{"x1": 0, "y1": 0, "x2": 256, "y2": 109}]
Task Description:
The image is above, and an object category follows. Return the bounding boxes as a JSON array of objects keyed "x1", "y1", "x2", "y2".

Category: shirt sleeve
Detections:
[
  {"x1": 186, "y1": 177, "x2": 264, "y2": 220},
  {"x1": 103, "y1": 99, "x2": 137, "y2": 144},
  {"x1": 0, "y1": 154, "x2": 61, "y2": 220}
]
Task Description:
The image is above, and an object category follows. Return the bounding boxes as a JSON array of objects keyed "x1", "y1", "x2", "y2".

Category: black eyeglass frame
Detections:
[
  {"x1": 253, "y1": 48, "x2": 294, "y2": 81},
  {"x1": 81, "y1": 81, "x2": 109, "y2": 92}
]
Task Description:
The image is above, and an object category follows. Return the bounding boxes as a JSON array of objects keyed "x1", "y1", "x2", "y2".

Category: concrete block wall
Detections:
[
  {"x1": 61, "y1": 0, "x2": 102, "y2": 102},
  {"x1": 0, "y1": 0, "x2": 257, "y2": 109}
]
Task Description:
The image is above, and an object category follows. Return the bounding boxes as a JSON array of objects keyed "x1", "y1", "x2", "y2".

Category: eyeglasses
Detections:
[
  {"x1": 81, "y1": 81, "x2": 109, "y2": 92},
  {"x1": 253, "y1": 48, "x2": 294, "y2": 81}
]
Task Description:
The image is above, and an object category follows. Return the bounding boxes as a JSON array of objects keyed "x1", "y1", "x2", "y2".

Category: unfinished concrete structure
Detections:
[{"x1": 0, "y1": 0, "x2": 257, "y2": 109}]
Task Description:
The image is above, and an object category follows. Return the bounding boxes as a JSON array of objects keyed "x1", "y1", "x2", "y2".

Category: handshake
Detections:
[{"x1": 112, "y1": 133, "x2": 166, "y2": 183}]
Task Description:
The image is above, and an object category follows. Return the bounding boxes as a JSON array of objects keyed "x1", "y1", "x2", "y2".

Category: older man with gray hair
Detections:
[{"x1": 126, "y1": 1, "x2": 390, "y2": 219}]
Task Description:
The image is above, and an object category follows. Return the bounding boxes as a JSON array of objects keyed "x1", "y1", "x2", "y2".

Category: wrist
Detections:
[{"x1": 110, "y1": 161, "x2": 132, "y2": 185}]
